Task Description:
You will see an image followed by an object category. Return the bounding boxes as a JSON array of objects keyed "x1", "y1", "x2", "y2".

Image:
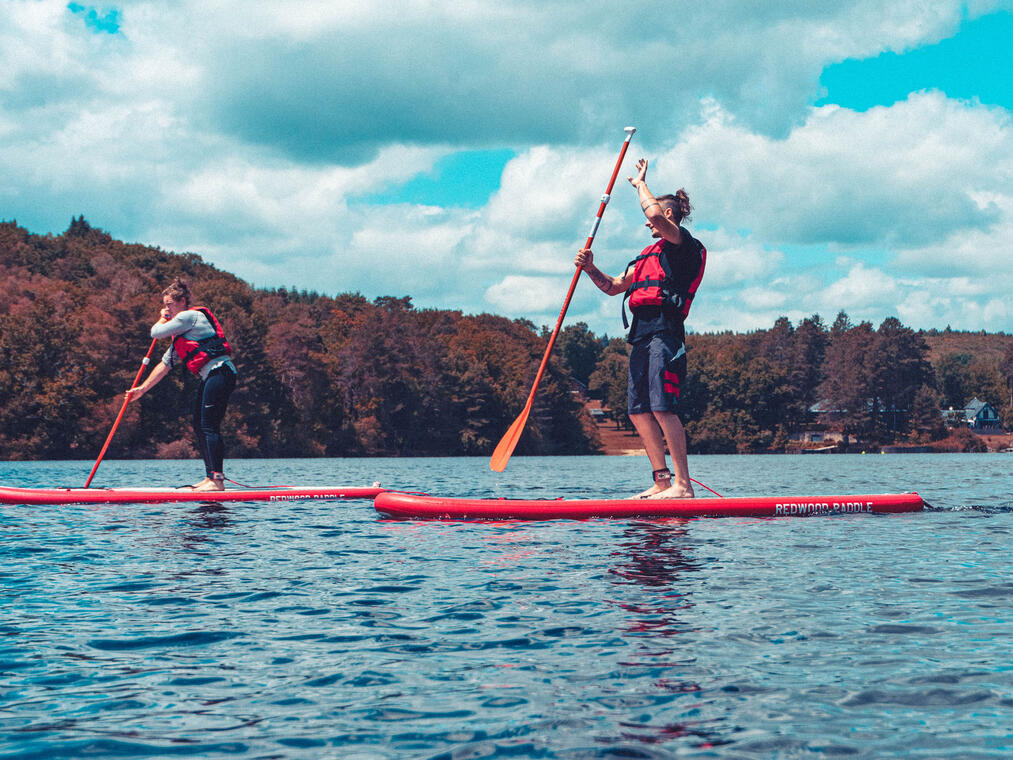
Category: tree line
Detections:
[
  {"x1": 1, "y1": 218, "x2": 1011, "y2": 460},
  {"x1": 581, "y1": 313, "x2": 1013, "y2": 453},
  {"x1": 0, "y1": 218, "x2": 592, "y2": 460}
]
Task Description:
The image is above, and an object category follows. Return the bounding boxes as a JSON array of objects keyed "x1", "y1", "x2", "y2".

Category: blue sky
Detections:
[
  {"x1": 367, "y1": 149, "x2": 517, "y2": 209},
  {"x1": 66, "y1": 2, "x2": 121, "y2": 34},
  {"x1": 818, "y1": 11, "x2": 1013, "y2": 111},
  {"x1": 2, "y1": 1, "x2": 1012, "y2": 336}
]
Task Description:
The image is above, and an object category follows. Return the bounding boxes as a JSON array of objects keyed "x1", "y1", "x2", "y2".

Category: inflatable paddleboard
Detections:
[
  {"x1": 0, "y1": 484, "x2": 385, "y2": 506},
  {"x1": 374, "y1": 491, "x2": 924, "y2": 520}
]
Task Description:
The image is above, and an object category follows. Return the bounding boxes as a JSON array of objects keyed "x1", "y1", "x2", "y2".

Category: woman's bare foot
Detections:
[
  {"x1": 192, "y1": 480, "x2": 224, "y2": 492},
  {"x1": 191, "y1": 474, "x2": 225, "y2": 492}
]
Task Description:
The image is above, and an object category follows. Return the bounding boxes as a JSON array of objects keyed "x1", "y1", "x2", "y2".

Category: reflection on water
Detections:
[
  {"x1": 182, "y1": 502, "x2": 233, "y2": 546},
  {"x1": 605, "y1": 520, "x2": 729, "y2": 750},
  {"x1": 609, "y1": 520, "x2": 699, "y2": 636}
]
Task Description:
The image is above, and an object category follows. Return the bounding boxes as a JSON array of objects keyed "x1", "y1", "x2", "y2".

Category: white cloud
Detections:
[
  {"x1": 2, "y1": 0, "x2": 1012, "y2": 339},
  {"x1": 485, "y1": 146, "x2": 607, "y2": 242},
  {"x1": 823, "y1": 264, "x2": 899, "y2": 308},
  {"x1": 485, "y1": 275, "x2": 571, "y2": 315},
  {"x1": 653, "y1": 92, "x2": 1011, "y2": 249},
  {"x1": 44, "y1": 0, "x2": 981, "y2": 161},
  {"x1": 696, "y1": 229, "x2": 784, "y2": 289}
]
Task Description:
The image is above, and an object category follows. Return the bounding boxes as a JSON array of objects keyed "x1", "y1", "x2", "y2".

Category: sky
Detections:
[{"x1": 2, "y1": 1, "x2": 1012, "y2": 337}]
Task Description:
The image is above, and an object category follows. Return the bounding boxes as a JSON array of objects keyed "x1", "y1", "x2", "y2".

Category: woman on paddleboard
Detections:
[
  {"x1": 126, "y1": 278, "x2": 237, "y2": 492},
  {"x1": 575, "y1": 158, "x2": 705, "y2": 499}
]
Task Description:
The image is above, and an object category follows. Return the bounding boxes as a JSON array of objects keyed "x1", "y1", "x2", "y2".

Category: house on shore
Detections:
[
  {"x1": 944, "y1": 397, "x2": 1002, "y2": 430},
  {"x1": 803, "y1": 398, "x2": 903, "y2": 439}
]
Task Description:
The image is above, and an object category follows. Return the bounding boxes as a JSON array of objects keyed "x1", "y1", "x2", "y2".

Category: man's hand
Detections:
[
  {"x1": 576, "y1": 248, "x2": 628, "y2": 296},
  {"x1": 628, "y1": 158, "x2": 648, "y2": 188}
]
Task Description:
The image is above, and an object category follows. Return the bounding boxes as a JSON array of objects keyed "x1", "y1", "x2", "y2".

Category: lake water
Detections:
[{"x1": 1, "y1": 454, "x2": 1011, "y2": 759}]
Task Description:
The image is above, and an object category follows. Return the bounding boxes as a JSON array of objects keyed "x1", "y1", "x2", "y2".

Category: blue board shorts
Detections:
[{"x1": 627, "y1": 333, "x2": 686, "y2": 415}]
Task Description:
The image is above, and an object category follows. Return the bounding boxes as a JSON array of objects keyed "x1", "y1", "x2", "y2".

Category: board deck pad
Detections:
[{"x1": 373, "y1": 491, "x2": 924, "y2": 520}]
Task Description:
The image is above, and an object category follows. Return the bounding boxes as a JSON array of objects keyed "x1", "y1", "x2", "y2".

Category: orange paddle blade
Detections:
[{"x1": 489, "y1": 400, "x2": 533, "y2": 472}]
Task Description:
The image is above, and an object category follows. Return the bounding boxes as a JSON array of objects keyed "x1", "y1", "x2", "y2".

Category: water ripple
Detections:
[
  {"x1": 87, "y1": 632, "x2": 244, "y2": 651},
  {"x1": 1, "y1": 454, "x2": 1011, "y2": 758}
]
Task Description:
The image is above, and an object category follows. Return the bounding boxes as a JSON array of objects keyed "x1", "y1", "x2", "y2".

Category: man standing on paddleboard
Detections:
[
  {"x1": 125, "y1": 278, "x2": 238, "y2": 492},
  {"x1": 575, "y1": 158, "x2": 706, "y2": 499}
]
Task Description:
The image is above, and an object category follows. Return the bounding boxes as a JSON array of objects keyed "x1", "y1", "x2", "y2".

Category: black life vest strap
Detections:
[
  {"x1": 628, "y1": 278, "x2": 666, "y2": 292},
  {"x1": 621, "y1": 255, "x2": 639, "y2": 329},
  {"x1": 193, "y1": 335, "x2": 230, "y2": 359}
]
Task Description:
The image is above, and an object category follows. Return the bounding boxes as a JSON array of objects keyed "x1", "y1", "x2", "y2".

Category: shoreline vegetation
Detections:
[
  {"x1": 590, "y1": 411, "x2": 1013, "y2": 456},
  {"x1": 2, "y1": 217, "x2": 1011, "y2": 461}
]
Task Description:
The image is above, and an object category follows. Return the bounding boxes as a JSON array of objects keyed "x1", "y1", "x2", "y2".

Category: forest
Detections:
[{"x1": 1, "y1": 218, "x2": 1011, "y2": 460}]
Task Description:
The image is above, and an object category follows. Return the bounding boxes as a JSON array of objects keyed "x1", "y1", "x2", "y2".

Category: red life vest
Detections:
[
  {"x1": 172, "y1": 307, "x2": 232, "y2": 375},
  {"x1": 627, "y1": 240, "x2": 671, "y2": 310},
  {"x1": 622, "y1": 235, "x2": 707, "y2": 329}
]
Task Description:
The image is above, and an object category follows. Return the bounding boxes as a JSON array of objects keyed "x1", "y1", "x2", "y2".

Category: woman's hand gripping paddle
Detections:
[
  {"x1": 84, "y1": 337, "x2": 158, "y2": 487},
  {"x1": 490, "y1": 127, "x2": 636, "y2": 472}
]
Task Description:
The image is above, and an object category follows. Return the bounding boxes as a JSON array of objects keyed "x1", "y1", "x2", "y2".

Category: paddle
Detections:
[
  {"x1": 84, "y1": 337, "x2": 158, "y2": 487},
  {"x1": 490, "y1": 126, "x2": 636, "y2": 472}
]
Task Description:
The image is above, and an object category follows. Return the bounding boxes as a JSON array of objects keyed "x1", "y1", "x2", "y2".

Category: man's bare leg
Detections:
[
  {"x1": 629, "y1": 412, "x2": 672, "y2": 497},
  {"x1": 649, "y1": 410, "x2": 694, "y2": 499}
]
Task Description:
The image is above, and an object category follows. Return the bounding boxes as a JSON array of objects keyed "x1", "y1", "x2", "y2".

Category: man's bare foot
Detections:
[
  {"x1": 180, "y1": 477, "x2": 212, "y2": 490},
  {"x1": 648, "y1": 484, "x2": 695, "y2": 500},
  {"x1": 635, "y1": 467, "x2": 673, "y2": 498},
  {"x1": 635, "y1": 482, "x2": 668, "y2": 499}
]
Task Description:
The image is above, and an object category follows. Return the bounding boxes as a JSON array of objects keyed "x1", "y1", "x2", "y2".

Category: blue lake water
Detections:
[{"x1": 1, "y1": 453, "x2": 1011, "y2": 758}]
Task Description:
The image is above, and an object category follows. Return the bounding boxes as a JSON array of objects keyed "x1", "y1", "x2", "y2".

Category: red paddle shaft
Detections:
[
  {"x1": 84, "y1": 337, "x2": 158, "y2": 487},
  {"x1": 490, "y1": 127, "x2": 636, "y2": 472}
]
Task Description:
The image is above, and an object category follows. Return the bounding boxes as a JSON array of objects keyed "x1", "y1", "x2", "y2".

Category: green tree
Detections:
[
  {"x1": 0, "y1": 294, "x2": 96, "y2": 458},
  {"x1": 873, "y1": 317, "x2": 932, "y2": 437},
  {"x1": 934, "y1": 353, "x2": 973, "y2": 409},
  {"x1": 790, "y1": 314, "x2": 828, "y2": 411},
  {"x1": 1002, "y1": 343, "x2": 1013, "y2": 429},
  {"x1": 588, "y1": 339, "x2": 629, "y2": 426},
  {"x1": 818, "y1": 312, "x2": 878, "y2": 439},
  {"x1": 556, "y1": 322, "x2": 605, "y2": 386},
  {"x1": 909, "y1": 384, "x2": 946, "y2": 442},
  {"x1": 756, "y1": 315, "x2": 826, "y2": 431}
]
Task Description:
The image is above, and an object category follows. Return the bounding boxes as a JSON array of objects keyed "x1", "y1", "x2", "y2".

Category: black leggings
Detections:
[{"x1": 192, "y1": 366, "x2": 236, "y2": 477}]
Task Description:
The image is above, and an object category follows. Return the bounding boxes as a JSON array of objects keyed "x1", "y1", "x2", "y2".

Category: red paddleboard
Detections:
[
  {"x1": 373, "y1": 491, "x2": 924, "y2": 520},
  {"x1": 0, "y1": 484, "x2": 385, "y2": 506}
]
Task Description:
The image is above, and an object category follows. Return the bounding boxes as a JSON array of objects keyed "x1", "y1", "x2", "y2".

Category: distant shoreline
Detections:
[{"x1": 593, "y1": 425, "x2": 1013, "y2": 456}]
